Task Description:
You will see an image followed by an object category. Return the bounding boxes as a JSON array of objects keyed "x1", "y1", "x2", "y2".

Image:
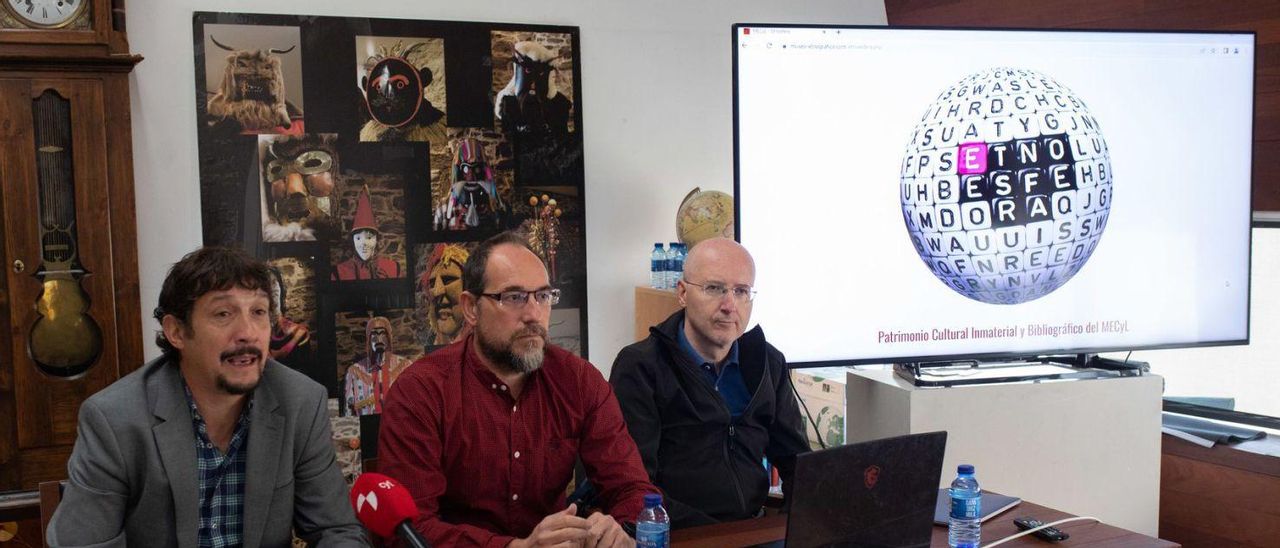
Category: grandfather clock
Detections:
[{"x1": 0, "y1": 0, "x2": 143, "y2": 490}]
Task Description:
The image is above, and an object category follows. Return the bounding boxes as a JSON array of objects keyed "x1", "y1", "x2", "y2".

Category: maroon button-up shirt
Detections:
[{"x1": 378, "y1": 335, "x2": 657, "y2": 547}]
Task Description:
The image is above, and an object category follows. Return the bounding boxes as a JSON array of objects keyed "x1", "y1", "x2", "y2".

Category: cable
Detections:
[
  {"x1": 980, "y1": 516, "x2": 1099, "y2": 547},
  {"x1": 786, "y1": 368, "x2": 826, "y2": 449}
]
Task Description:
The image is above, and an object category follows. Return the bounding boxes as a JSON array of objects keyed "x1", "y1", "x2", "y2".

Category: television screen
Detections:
[{"x1": 733, "y1": 25, "x2": 1253, "y2": 366}]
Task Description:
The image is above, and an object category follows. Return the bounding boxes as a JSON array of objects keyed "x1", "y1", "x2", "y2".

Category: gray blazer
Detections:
[{"x1": 46, "y1": 356, "x2": 369, "y2": 547}]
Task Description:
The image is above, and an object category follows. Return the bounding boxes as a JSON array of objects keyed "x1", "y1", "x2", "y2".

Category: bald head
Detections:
[
  {"x1": 678, "y1": 237, "x2": 756, "y2": 363},
  {"x1": 683, "y1": 237, "x2": 755, "y2": 283}
]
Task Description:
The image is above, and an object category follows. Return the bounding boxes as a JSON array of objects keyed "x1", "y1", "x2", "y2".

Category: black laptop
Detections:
[{"x1": 764, "y1": 431, "x2": 948, "y2": 548}]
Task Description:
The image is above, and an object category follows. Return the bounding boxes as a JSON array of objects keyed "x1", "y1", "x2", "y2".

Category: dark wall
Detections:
[{"x1": 884, "y1": 0, "x2": 1280, "y2": 212}]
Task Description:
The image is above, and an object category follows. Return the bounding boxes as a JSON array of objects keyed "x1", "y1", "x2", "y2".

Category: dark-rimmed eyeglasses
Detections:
[
  {"x1": 683, "y1": 281, "x2": 756, "y2": 302},
  {"x1": 479, "y1": 288, "x2": 561, "y2": 308}
]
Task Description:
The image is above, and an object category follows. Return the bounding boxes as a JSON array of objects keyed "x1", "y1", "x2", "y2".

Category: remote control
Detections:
[{"x1": 1013, "y1": 517, "x2": 1069, "y2": 542}]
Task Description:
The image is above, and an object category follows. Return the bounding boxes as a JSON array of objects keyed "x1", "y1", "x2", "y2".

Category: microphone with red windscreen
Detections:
[{"x1": 350, "y1": 473, "x2": 431, "y2": 548}]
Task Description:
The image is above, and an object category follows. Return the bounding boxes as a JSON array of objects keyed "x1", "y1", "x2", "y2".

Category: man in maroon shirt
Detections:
[{"x1": 379, "y1": 232, "x2": 653, "y2": 547}]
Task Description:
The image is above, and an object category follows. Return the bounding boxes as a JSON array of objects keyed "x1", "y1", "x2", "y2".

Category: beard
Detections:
[
  {"x1": 216, "y1": 345, "x2": 264, "y2": 395},
  {"x1": 477, "y1": 322, "x2": 548, "y2": 375}
]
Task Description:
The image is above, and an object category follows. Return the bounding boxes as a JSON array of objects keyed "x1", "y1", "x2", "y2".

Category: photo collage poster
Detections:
[{"x1": 191, "y1": 11, "x2": 588, "y2": 447}]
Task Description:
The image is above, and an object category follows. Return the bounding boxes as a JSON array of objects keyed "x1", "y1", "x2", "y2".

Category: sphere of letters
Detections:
[
  {"x1": 899, "y1": 68, "x2": 1112, "y2": 305},
  {"x1": 676, "y1": 189, "x2": 735, "y2": 248}
]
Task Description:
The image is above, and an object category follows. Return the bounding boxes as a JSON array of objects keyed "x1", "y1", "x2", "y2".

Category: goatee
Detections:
[
  {"x1": 217, "y1": 375, "x2": 258, "y2": 395},
  {"x1": 479, "y1": 323, "x2": 548, "y2": 375},
  {"x1": 217, "y1": 346, "x2": 263, "y2": 395}
]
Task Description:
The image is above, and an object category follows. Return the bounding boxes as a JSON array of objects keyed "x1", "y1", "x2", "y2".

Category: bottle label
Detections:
[
  {"x1": 636, "y1": 524, "x2": 668, "y2": 548},
  {"x1": 950, "y1": 496, "x2": 981, "y2": 519}
]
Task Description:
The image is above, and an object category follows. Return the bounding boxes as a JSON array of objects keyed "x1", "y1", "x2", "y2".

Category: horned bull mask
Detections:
[{"x1": 207, "y1": 35, "x2": 297, "y2": 131}]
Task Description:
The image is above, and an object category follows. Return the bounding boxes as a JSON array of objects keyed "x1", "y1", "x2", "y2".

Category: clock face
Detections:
[{"x1": 5, "y1": 0, "x2": 85, "y2": 28}]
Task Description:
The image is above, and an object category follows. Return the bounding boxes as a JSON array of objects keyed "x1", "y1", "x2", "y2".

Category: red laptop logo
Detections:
[{"x1": 864, "y1": 465, "x2": 881, "y2": 489}]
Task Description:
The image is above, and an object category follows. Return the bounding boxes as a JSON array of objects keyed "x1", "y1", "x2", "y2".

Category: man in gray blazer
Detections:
[{"x1": 47, "y1": 247, "x2": 368, "y2": 547}]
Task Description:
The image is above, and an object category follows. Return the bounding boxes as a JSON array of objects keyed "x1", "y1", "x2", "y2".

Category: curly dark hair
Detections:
[{"x1": 153, "y1": 247, "x2": 274, "y2": 358}]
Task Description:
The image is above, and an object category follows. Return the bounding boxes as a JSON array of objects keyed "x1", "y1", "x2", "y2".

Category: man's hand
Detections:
[
  {"x1": 508, "y1": 504, "x2": 591, "y2": 548},
  {"x1": 583, "y1": 512, "x2": 634, "y2": 548}
]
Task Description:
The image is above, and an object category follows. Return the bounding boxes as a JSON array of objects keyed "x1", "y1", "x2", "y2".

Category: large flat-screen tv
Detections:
[{"x1": 733, "y1": 25, "x2": 1254, "y2": 367}]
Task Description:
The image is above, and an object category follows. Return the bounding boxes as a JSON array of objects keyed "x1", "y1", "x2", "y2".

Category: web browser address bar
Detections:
[{"x1": 781, "y1": 43, "x2": 882, "y2": 50}]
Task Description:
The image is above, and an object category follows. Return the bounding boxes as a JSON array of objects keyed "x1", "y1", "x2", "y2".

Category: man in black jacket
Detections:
[{"x1": 610, "y1": 238, "x2": 810, "y2": 529}]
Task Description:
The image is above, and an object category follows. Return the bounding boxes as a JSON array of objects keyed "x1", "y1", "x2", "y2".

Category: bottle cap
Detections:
[
  {"x1": 643, "y1": 493, "x2": 662, "y2": 507},
  {"x1": 654, "y1": 242, "x2": 664, "y2": 248},
  {"x1": 958, "y1": 464, "x2": 974, "y2": 475}
]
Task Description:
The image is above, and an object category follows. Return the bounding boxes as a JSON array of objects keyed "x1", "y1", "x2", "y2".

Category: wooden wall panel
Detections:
[
  {"x1": 885, "y1": 0, "x2": 1280, "y2": 212},
  {"x1": 1156, "y1": 434, "x2": 1280, "y2": 547},
  {"x1": 1161, "y1": 454, "x2": 1280, "y2": 547}
]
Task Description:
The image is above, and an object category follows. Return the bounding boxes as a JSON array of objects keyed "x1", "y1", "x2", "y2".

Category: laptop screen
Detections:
[{"x1": 785, "y1": 432, "x2": 947, "y2": 548}]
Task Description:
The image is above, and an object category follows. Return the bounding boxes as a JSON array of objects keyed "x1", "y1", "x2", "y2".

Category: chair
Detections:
[{"x1": 38, "y1": 481, "x2": 64, "y2": 548}]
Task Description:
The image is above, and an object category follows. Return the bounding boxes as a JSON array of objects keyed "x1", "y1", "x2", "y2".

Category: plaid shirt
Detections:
[{"x1": 183, "y1": 383, "x2": 252, "y2": 548}]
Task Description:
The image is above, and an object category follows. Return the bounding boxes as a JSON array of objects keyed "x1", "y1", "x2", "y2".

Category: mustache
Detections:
[
  {"x1": 220, "y1": 345, "x2": 263, "y2": 361},
  {"x1": 512, "y1": 323, "x2": 548, "y2": 341}
]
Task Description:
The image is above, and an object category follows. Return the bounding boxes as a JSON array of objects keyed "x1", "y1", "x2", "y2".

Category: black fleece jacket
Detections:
[{"x1": 609, "y1": 310, "x2": 810, "y2": 529}]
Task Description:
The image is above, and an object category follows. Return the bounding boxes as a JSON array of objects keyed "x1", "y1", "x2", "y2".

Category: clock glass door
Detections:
[{"x1": 29, "y1": 89, "x2": 102, "y2": 377}]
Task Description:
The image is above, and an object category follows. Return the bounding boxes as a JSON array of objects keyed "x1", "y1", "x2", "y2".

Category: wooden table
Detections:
[{"x1": 672, "y1": 498, "x2": 1179, "y2": 547}]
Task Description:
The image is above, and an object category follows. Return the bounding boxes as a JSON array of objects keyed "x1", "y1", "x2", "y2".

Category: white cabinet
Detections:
[{"x1": 844, "y1": 369, "x2": 1162, "y2": 536}]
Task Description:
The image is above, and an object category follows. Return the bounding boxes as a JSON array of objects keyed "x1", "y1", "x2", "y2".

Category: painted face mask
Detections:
[
  {"x1": 452, "y1": 138, "x2": 494, "y2": 183},
  {"x1": 363, "y1": 57, "x2": 423, "y2": 127},
  {"x1": 353, "y1": 230, "x2": 379, "y2": 261},
  {"x1": 513, "y1": 52, "x2": 553, "y2": 99}
]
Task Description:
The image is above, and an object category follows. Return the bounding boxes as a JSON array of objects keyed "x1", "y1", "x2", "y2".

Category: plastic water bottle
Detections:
[
  {"x1": 668, "y1": 242, "x2": 685, "y2": 288},
  {"x1": 948, "y1": 464, "x2": 982, "y2": 548},
  {"x1": 660, "y1": 244, "x2": 673, "y2": 289},
  {"x1": 649, "y1": 243, "x2": 666, "y2": 289},
  {"x1": 636, "y1": 493, "x2": 670, "y2": 548}
]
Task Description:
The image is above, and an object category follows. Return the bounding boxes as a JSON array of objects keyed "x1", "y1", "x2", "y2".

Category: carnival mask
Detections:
[
  {"x1": 265, "y1": 145, "x2": 335, "y2": 224},
  {"x1": 513, "y1": 52, "x2": 552, "y2": 99},
  {"x1": 363, "y1": 57, "x2": 424, "y2": 127}
]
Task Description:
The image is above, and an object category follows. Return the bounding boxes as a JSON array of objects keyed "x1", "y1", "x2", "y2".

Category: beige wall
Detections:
[{"x1": 126, "y1": 0, "x2": 889, "y2": 374}]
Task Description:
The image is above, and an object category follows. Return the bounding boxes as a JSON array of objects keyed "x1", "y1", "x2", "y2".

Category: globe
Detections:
[
  {"x1": 676, "y1": 188, "x2": 734, "y2": 248},
  {"x1": 900, "y1": 68, "x2": 1112, "y2": 305}
]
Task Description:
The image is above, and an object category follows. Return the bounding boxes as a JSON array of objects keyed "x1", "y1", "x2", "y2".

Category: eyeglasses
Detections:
[
  {"x1": 479, "y1": 288, "x2": 561, "y2": 308},
  {"x1": 683, "y1": 281, "x2": 756, "y2": 302}
]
